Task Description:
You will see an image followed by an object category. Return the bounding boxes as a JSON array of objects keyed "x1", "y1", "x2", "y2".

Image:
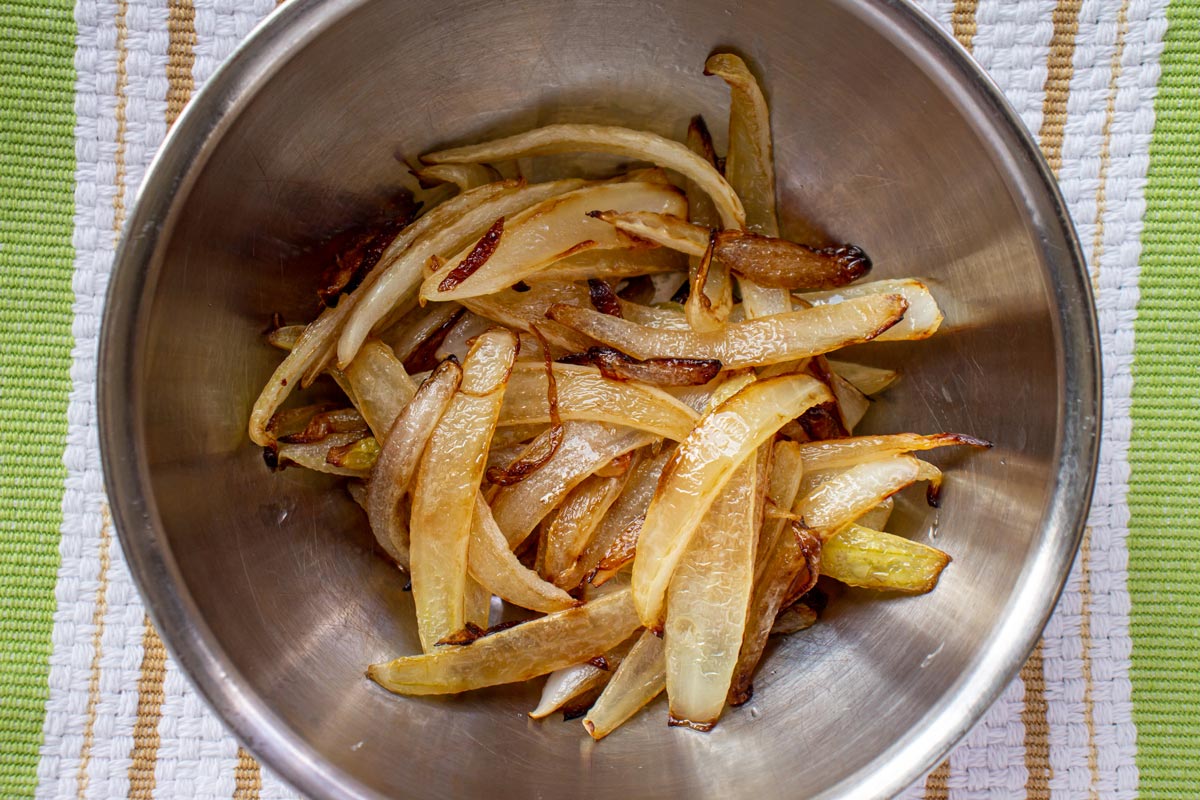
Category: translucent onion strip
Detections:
[
  {"x1": 548, "y1": 294, "x2": 908, "y2": 369},
  {"x1": 368, "y1": 587, "x2": 640, "y2": 695},
  {"x1": 419, "y1": 181, "x2": 686, "y2": 303},
  {"x1": 631, "y1": 374, "x2": 832, "y2": 628},
  {"x1": 498, "y1": 363, "x2": 699, "y2": 441},
  {"x1": 582, "y1": 628, "x2": 665, "y2": 740},
  {"x1": 423, "y1": 123, "x2": 746, "y2": 229}
]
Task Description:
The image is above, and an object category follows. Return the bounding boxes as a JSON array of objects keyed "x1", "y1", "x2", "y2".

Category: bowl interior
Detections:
[{"x1": 108, "y1": 0, "x2": 1094, "y2": 797}]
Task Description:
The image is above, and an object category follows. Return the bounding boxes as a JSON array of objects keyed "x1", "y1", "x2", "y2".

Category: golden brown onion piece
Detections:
[
  {"x1": 409, "y1": 330, "x2": 517, "y2": 651},
  {"x1": 549, "y1": 294, "x2": 908, "y2": 369},
  {"x1": 423, "y1": 123, "x2": 745, "y2": 228},
  {"x1": 631, "y1": 374, "x2": 832, "y2": 629},
  {"x1": 368, "y1": 587, "x2": 641, "y2": 696}
]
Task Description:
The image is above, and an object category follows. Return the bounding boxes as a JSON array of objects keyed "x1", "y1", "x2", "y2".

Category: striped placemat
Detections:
[{"x1": 1, "y1": 0, "x2": 1196, "y2": 797}]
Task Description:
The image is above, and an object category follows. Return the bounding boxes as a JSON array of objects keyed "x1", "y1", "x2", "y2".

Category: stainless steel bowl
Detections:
[{"x1": 99, "y1": 0, "x2": 1099, "y2": 797}]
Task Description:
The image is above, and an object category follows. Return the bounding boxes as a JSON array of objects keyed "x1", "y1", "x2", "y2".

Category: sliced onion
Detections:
[
  {"x1": 771, "y1": 602, "x2": 818, "y2": 636},
  {"x1": 411, "y1": 163, "x2": 501, "y2": 192},
  {"x1": 468, "y1": 493, "x2": 576, "y2": 612},
  {"x1": 541, "y1": 470, "x2": 631, "y2": 586},
  {"x1": 793, "y1": 454, "x2": 927, "y2": 541},
  {"x1": 562, "y1": 346, "x2": 722, "y2": 387},
  {"x1": 490, "y1": 422, "x2": 659, "y2": 549},
  {"x1": 535, "y1": 248, "x2": 683, "y2": 283},
  {"x1": 822, "y1": 523, "x2": 950, "y2": 594},
  {"x1": 705, "y1": 52, "x2": 791, "y2": 319},
  {"x1": 498, "y1": 363, "x2": 699, "y2": 441},
  {"x1": 548, "y1": 294, "x2": 909, "y2": 369},
  {"x1": 796, "y1": 279, "x2": 944, "y2": 342},
  {"x1": 663, "y1": 458, "x2": 758, "y2": 730},
  {"x1": 423, "y1": 123, "x2": 745, "y2": 229},
  {"x1": 827, "y1": 359, "x2": 900, "y2": 396},
  {"x1": 410, "y1": 330, "x2": 517, "y2": 651},
  {"x1": 728, "y1": 521, "x2": 821, "y2": 705},
  {"x1": 582, "y1": 628, "x2": 665, "y2": 740},
  {"x1": 368, "y1": 587, "x2": 640, "y2": 696},
  {"x1": 796, "y1": 432, "x2": 992, "y2": 473},
  {"x1": 713, "y1": 230, "x2": 871, "y2": 290},
  {"x1": 631, "y1": 374, "x2": 832, "y2": 629},
  {"x1": 485, "y1": 327, "x2": 563, "y2": 487},
  {"x1": 419, "y1": 181, "x2": 686, "y2": 303},
  {"x1": 367, "y1": 359, "x2": 463, "y2": 570},
  {"x1": 275, "y1": 431, "x2": 371, "y2": 477},
  {"x1": 340, "y1": 178, "x2": 589, "y2": 367},
  {"x1": 854, "y1": 497, "x2": 894, "y2": 531},
  {"x1": 755, "y1": 440, "x2": 805, "y2": 582},
  {"x1": 560, "y1": 447, "x2": 672, "y2": 591},
  {"x1": 333, "y1": 339, "x2": 417, "y2": 438}
]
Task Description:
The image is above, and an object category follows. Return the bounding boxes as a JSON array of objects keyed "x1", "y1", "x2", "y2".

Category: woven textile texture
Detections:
[
  {"x1": 0, "y1": 0, "x2": 78, "y2": 796},
  {"x1": 1127, "y1": 2, "x2": 1200, "y2": 796},
  {"x1": 0, "y1": 0, "x2": 1189, "y2": 797}
]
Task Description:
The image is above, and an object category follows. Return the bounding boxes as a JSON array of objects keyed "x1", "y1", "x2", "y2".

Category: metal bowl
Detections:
[{"x1": 99, "y1": 0, "x2": 1099, "y2": 797}]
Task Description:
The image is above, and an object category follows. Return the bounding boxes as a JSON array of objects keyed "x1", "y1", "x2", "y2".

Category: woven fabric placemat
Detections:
[{"x1": 0, "y1": 0, "x2": 1196, "y2": 797}]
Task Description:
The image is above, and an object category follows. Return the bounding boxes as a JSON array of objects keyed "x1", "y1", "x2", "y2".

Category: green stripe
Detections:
[
  {"x1": 1127, "y1": 1, "x2": 1200, "y2": 797},
  {"x1": 0, "y1": 0, "x2": 77, "y2": 794}
]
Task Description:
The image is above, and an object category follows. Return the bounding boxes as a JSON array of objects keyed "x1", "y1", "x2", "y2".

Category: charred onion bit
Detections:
[
  {"x1": 587, "y1": 279, "x2": 624, "y2": 318},
  {"x1": 712, "y1": 230, "x2": 872, "y2": 291},
  {"x1": 403, "y1": 307, "x2": 467, "y2": 373},
  {"x1": 437, "y1": 216, "x2": 505, "y2": 293},
  {"x1": 314, "y1": 207, "x2": 414, "y2": 307},
  {"x1": 796, "y1": 400, "x2": 849, "y2": 441},
  {"x1": 561, "y1": 346, "x2": 722, "y2": 387}
]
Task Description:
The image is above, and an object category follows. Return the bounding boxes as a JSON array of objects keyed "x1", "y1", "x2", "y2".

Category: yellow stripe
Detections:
[
  {"x1": 1020, "y1": 641, "x2": 1052, "y2": 797},
  {"x1": 1089, "y1": 0, "x2": 1132, "y2": 290},
  {"x1": 126, "y1": 619, "x2": 167, "y2": 800},
  {"x1": 1039, "y1": 0, "x2": 1085, "y2": 173},
  {"x1": 166, "y1": 0, "x2": 196, "y2": 127},
  {"x1": 233, "y1": 748, "x2": 262, "y2": 800},
  {"x1": 952, "y1": 0, "x2": 979, "y2": 51},
  {"x1": 74, "y1": 505, "x2": 114, "y2": 799},
  {"x1": 923, "y1": 759, "x2": 951, "y2": 799}
]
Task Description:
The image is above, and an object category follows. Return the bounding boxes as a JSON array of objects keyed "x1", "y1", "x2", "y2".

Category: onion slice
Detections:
[
  {"x1": 826, "y1": 359, "x2": 899, "y2": 396},
  {"x1": 541, "y1": 470, "x2": 631, "y2": 585},
  {"x1": 423, "y1": 123, "x2": 745, "y2": 229},
  {"x1": 561, "y1": 346, "x2": 722, "y2": 387},
  {"x1": 410, "y1": 330, "x2": 518, "y2": 651},
  {"x1": 468, "y1": 493, "x2": 576, "y2": 612},
  {"x1": 728, "y1": 521, "x2": 821, "y2": 705},
  {"x1": 490, "y1": 422, "x2": 659, "y2": 548},
  {"x1": 663, "y1": 458, "x2": 759, "y2": 730},
  {"x1": 339, "y1": 178, "x2": 589, "y2": 367},
  {"x1": 756, "y1": 440, "x2": 805, "y2": 581},
  {"x1": 822, "y1": 523, "x2": 951, "y2": 594},
  {"x1": 796, "y1": 432, "x2": 992, "y2": 473},
  {"x1": 367, "y1": 359, "x2": 463, "y2": 570},
  {"x1": 548, "y1": 294, "x2": 909, "y2": 369},
  {"x1": 497, "y1": 363, "x2": 699, "y2": 440},
  {"x1": 796, "y1": 278, "x2": 944, "y2": 342},
  {"x1": 418, "y1": 181, "x2": 686, "y2": 303},
  {"x1": 368, "y1": 587, "x2": 641, "y2": 695},
  {"x1": 582, "y1": 628, "x2": 666, "y2": 740},
  {"x1": 631, "y1": 374, "x2": 832, "y2": 629},
  {"x1": 794, "y1": 454, "x2": 927, "y2": 541}
]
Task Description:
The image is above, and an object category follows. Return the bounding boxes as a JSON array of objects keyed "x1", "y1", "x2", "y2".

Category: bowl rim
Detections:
[{"x1": 97, "y1": 0, "x2": 1101, "y2": 797}]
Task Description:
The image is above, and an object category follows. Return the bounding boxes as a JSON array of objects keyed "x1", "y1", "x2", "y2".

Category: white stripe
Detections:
[
  {"x1": 82, "y1": 2, "x2": 173, "y2": 797},
  {"x1": 36, "y1": 0, "x2": 128, "y2": 791},
  {"x1": 1085, "y1": 1, "x2": 1168, "y2": 796}
]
